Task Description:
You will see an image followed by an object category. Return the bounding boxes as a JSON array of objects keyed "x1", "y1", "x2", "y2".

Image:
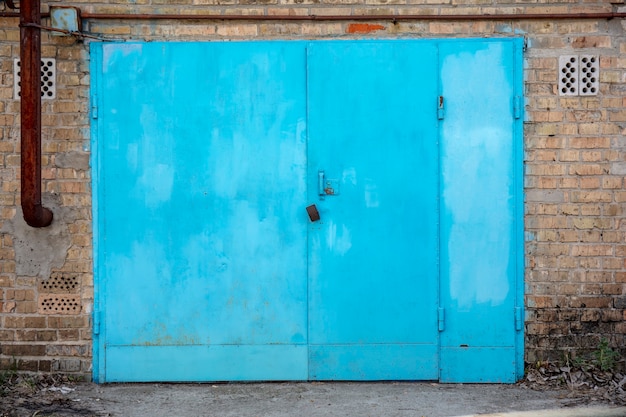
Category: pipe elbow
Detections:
[{"x1": 22, "y1": 203, "x2": 53, "y2": 228}]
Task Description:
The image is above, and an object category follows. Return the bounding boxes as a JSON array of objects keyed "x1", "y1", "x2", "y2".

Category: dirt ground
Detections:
[{"x1": 0, "y1": 371, "x2": 624, "y2": 417}]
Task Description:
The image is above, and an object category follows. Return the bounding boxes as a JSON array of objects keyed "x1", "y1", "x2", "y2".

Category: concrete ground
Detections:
[{"x1": 62, "y1": 382, "x2": 626, "y2": 417}]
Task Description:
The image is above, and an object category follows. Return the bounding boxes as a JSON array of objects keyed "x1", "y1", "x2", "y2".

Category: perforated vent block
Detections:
[
  {"x1": 38, "y1": 295, "x2": 81, "y2": 315},
  {"x1": 38, "y1": 273, "x2": 81, "y2": 315},
  {"x1": 39, "y1": 272, "x2": 80, "y2": 293},
  {"x1": 14, "y1": 58, "x2": 57, "y2": 100},
  {"x1": 559, "y1": 55, "x2": 599, "y2": 97},
  {"x1": 579, "y1": 55, "x2": 599, "y2": 96},
  {"x1": 558, "y1": 55, "x2": 579, "y2": 96}
]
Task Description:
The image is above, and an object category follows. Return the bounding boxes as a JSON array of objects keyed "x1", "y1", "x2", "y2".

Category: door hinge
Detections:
[
  {"x1": 93, "y1": 309, "x2": 101, "y2": 335},
  {"x1": 514, "y1": 307, "x2": 523, "y2": 331},
  {"x1": 91, "y1": 95, "x2": 98, "y2": 119},
  {"x1": 437, "y1": 96, "x2": 445, "y2": 120},
  {"x1": 513, "y1": 96, "x2": 522, "y2": 119},
  {"x1": 438, "y1": 307, "x2": 445, "y2": 332}
]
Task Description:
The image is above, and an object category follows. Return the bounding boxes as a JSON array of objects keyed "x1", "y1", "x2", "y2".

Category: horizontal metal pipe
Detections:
[
  {"x1": 1, "y1": 11, "x2": 626, "y2": 21},
  {"x1": 79, "y1": 12, "x2": 626, "y2": 21},
  {"x1": 2, "y1": 11, "x2": 48, "y2": 18}
]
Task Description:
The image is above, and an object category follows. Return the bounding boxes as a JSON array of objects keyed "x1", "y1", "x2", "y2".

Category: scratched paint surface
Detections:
[{"x1": 92, "y1": 40, "x2": 523, "y2": 383}]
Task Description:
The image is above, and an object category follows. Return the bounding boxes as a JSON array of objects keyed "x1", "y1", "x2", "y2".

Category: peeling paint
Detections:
[{"x1": 346, "y1": 23, "x2": 386, "y2": 34}]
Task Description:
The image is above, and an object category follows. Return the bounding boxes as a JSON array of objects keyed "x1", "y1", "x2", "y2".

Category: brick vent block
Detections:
[
  {"x1": 558, "y1": 55, "x2": 579, "y2": 96},
  {"x1": 579, "y1": 55, "x2": 599, "y2": 96},
  {"x1": 39, "y1": 273, "x2": 80, "y2": 293},
  {"x1": 38, "y1": 295, "x2": 82, "y2": 315},
  {"x1": 13, "y1": 58, "x2": 57, "y2": 99},
  {"x1": 558, "y1": 55, "x2": 599, "y2": 96}
]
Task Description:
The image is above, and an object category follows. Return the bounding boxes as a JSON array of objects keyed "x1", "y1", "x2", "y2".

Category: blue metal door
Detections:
[
  {"x1": 92, "y1": 39, "x2": 523, "y2": 383},
  {"x1": 438, "y1": 40, "x2": 524, "y2": 383},
  {"x1": 92, "y1": 42, "x2": 309, "y2": 382},
  {"x1": 306, "y1": 42, "x2": 440, "y2": 380}
]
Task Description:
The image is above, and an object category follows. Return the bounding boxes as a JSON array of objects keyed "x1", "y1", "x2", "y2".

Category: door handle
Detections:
[{"x1": 318, "y1": 171, "x2": 326, "y2": 197}]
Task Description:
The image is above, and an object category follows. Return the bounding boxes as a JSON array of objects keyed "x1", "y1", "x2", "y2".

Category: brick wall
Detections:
[
  {"x1": 0, "y1": 20, "x2": 92, "y2": 374},
  {"x1": 0, "y1": 0, "x2": 625, "y2": 377},
  {"x1": 524, "y1": 30, "x2": 626, "y2": 362}
]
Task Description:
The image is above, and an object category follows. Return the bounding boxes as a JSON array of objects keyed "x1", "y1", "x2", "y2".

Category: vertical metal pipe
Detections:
[{"x1": 20, "y1": 0, "x2": 53, "y2": 227}]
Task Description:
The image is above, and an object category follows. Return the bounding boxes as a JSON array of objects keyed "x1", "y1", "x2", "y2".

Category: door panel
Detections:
[
  {"x1": 438, "y1": 40, "x2": 523, "y2": 382},
  {"x1": 306, "y1": 42, "x2": 440, "y2": 380},
  {"x1": 94, "y1": 42, "x2": 308, "y2": 382}
]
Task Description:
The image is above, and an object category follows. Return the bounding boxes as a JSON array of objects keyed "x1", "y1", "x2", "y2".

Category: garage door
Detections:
[{"x1": 91, "y1": 39, "x2": 523, "y2": 383}]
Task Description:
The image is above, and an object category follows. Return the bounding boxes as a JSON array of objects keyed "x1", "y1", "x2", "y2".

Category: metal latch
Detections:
[{"x1": 318, "y1": 171, "x2": 339, "y2": 198}]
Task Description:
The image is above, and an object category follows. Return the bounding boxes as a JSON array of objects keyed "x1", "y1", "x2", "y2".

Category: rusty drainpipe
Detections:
[{"x1": 20, "y1": 0, "x2": 53, "y2": 227}]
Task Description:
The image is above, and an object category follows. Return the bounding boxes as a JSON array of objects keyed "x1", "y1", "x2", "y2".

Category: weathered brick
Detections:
[
  {"x1": 601, "y1": 284, "x2": 623, "y2": 295},
  {"x1": 51, "y1": 359, "x2": 82, "y2": 372},
  {"x1": 15, "y1": 360, "x2": 39, "y2": 372},
  {"x1": 615, "y1": 192, "x2": 626, "y2": 202},
  {"x1": 526, "y1": 136, "x2": 565, "y2": 149},
  {"x1": 525, "y1": 190, "x2": 564, "y2": 202},
  {"x1": 602, "y1": 177, "x2": 623, "y2": 189},
  {"x1": 580, "y1": 205, "x2": 601, "y2": 217},
  {"x1": 602, "y1": 258, "x2": 623, "y2": 270},
  {"x1": 525, "y1": 164, "x2": 566, "y2": 176},
  {"x1": 582, "y1": 284, "x2": 603, "y2": 295},
  {"x1": 559, "y1": 284, "x2": 581, "y2": 296},
  {"x1": 580, "y1": 309, "x2": 601, "y2": 322},
  {"x1": 579, "y1": 177, "x2": 600, "y2": 188},
  {"x1": 58, "y1": 329, "x2": 80, "y2": 341},
  {"x1": 4, "y1": 317, "x2": 45, "y2": 329},
  {"x1": 569, "y1": 297, "x2": 612, "y2": 309},
  {"x1": 579, "y1": 258, "x2": 602, "y2": 270},
  {"x1": 601, "y1": 310, "x2": 622, "y2": 322},
  {"x1": 584, "y1": 272, "x2": 613, "y2": 283},
  {"x1": 615, "y1": 323, "x2": 626, "y2": 334},
  {"x1": 527, "y1": 296, "x2": 556, "y2": 308},
  {"x1": 571, "y1": 217, "x2": 612, "y2": 229},
  {"x1": 570, "y1": 164, "x2": 608, "y2": 175},
  {"x1": 38, "y1": 360, "x2": 52, "y2": 372},
  {"x1": 570, "y1": 191, "x2": 613, "y2": 203},
  {"x1": 48, "y1": 316, "x2": 88, "y2": 329},
  {"x1": 570, "y1": 137, "x2": 611, "y2": 149},
  {"x1": 558, "y1": 310, "x2": 579, "y2": 322},
  {"x1": 46, "y1": 344, "x2": 89, "y2": 357},
  {"x1": 16, "y1": 301, "x2": 38, "y2": 314},
  {"x1": 527, "y1": 323, "x2": 557, "y2": 335},
  {"x1": 571, "y1": 36, "x2": 611, "y2": 48},
  {"x1": 558, "y1": 230, "x2": 579, "y2": 242},
  {"x1": 533, "y1": 124, "x2": 559, "y2": 136},
  {"x1": 614, "y1": 296, "x2": 626, "y2": 309},
  {"x1": 558, "y1": 177, "x2": 578, "y2": 188},
  {"x1": 2, "y1": 344, "x2": 46, "y2": 357},
  {"x1": 571, "y1": 245, "x2": 613, "y2": 257},
  {"x1": 559, "y1": 150, "x2": 579, "y2": 162},
  {"x1": 216, "y1": 24, "x2": 259, "y2": 37}
]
